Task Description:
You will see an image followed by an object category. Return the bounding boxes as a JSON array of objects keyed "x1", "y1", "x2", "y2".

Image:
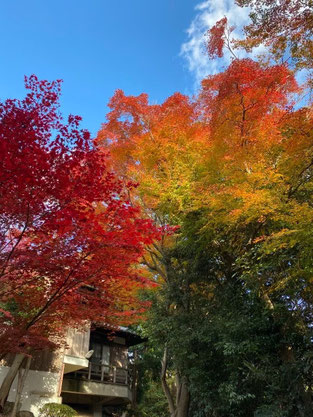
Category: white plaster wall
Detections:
[{"x1": 0, "y1": 366, "x2": 62, "y2": 417}]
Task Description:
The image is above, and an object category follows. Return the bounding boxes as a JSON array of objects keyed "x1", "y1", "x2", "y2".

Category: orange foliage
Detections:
[{"x1": 98, "y1": 56, "x2": 313, "y2": 301}]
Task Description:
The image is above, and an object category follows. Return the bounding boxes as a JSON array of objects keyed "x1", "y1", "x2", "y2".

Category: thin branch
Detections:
[
  {"x1": 287, "y1": 158, "x2": 313, "y2": 198},
  {"x1": 25, "y1": 250, "x2": 92, "y2": 330},
  {"x1": 0, "y1": 203, "x2": 30, "y2": 278}
]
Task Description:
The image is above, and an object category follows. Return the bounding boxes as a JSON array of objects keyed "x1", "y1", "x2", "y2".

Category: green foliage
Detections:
[
  {"x1": 134, "y1": 380, "x2": 169, "y2": 417},
  {"x1": 39, "y1": 403, "x2": 77, "y2": 417},
  {"x1": 136, "y1": 212, "x2": 313, "y2": 416},
  {"x1": 128, "y1": 340, "x2": 169, "y2": 417}
]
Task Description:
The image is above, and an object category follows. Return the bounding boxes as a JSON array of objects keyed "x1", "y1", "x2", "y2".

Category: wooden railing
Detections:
[{"x1": 64, "y1": 361, "x2": 132, "y2": 386}]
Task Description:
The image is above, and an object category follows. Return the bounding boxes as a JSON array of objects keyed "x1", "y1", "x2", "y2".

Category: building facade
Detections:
[{"x1": 0, "y1": 327, "x2": 142, "y2": 417}]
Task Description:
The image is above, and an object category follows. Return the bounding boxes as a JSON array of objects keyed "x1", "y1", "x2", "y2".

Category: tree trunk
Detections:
[
  {"x1": 160, "y1": 346, "x2": 190, "y2": 417},
  {"x1": 161, "y1": 346, "x2": 175, "y2": 416},
  {"x1": 0, "y1": 353, "x2": 26, "y2": 411},
  {"x1": 10, "y1": 356, "x2": 31, "y2": 417},
  {"x1": 174, "y1": 374, "x2": 190, "y2": 417}
]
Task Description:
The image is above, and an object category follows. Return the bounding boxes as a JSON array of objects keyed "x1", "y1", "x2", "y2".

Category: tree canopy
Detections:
[
  {"x1": 0, "y1": 76, "x2": 159, "y2": 356},
  {"x1": 97, "y1": 2, "x2": 313, "y2": 414}
]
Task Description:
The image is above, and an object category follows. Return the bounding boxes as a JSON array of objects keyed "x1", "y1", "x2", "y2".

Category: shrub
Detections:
[{"x1": 39, "y1": 403, "x2": 77, "y2": 417}]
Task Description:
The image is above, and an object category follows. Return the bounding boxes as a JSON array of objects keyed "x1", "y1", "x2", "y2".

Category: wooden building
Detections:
[{"x1": 0, "y1": 326, "x2": 143, "y2": 417}]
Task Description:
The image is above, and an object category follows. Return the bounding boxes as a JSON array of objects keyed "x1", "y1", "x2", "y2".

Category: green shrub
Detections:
[{"x1": 39, "y1": 403, "x2": 77, "y2": 417}]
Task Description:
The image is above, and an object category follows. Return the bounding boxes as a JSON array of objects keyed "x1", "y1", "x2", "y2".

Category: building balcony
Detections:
[
  {"x1": 62, "y1": 362, "x2": 134, "y2": 405},
  {"x1": 61, "y1": 326, "x2": 142, "y2": 408}
]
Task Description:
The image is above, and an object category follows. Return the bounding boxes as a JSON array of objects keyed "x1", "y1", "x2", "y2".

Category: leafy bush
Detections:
[{"x1": 39, "y1": 403, "x2": 77, "y2": 417}]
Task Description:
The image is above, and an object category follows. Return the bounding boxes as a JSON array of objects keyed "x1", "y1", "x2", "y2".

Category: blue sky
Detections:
[{"x1": 0, "y1": 0, "x2": 250, "y2": 136}]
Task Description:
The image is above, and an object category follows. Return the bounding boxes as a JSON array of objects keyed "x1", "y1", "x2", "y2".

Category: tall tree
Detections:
[
  {"x1": 97, "y1": 91, "x2": 205, "y2": 417},
  {"x1": 98, "y1": 5, "x2": 313, "y2": 414},
  {"x1": 0, "y1": 75, "x2": 159, "y2": 409},
  {"x1": 98, "y1": 53, "x2": 313, "y2": 416}
]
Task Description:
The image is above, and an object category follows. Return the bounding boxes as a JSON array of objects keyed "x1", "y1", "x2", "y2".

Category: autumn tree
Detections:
[
  {"x1": 207, "y1": 0, "x2": 313, "y2": 98},
  {"x1": 0, "y1": 75, "x2": 159, "y2": 410},
  {"x1": 97, "y1": 91, "x2": 207, "y2": 417},
  {"x1": 190, "y1": 56, "x2": 313, "y2": 416},
  {"x1": 98, "y1": 50, "x2": 313, "y2": 415},
  {"x1": 235, "y1": 0, "x2": 313, "y2": 70},
  {"x1": 94, "y1": 3, "x2": 313, "y2": 414}
]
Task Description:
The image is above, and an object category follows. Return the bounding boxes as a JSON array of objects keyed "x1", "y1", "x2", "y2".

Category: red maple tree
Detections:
[{"x1": 0, "y1": 75, "x2": 159, "y2": 357}]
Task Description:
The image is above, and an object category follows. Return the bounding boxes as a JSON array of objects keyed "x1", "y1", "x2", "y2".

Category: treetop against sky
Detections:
[{"x1": 0, "y1": 0, "x2": 267, "y2": 137}]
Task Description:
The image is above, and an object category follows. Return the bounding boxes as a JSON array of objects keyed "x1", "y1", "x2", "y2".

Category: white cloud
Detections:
[{"x1": 180, "y1": 0, "x2": 251, "y2": 86}]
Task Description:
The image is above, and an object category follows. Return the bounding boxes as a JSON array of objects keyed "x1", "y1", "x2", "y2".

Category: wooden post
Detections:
[
  {"x1": 100, "y1": 361, "x2": 105, "y2": 382},
  {"x1": 132, "y1": 348, "x2": 138, "y2": 407},
  {"x1": 88, "y1": 361, "x2": 92, "y2": 380}
]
